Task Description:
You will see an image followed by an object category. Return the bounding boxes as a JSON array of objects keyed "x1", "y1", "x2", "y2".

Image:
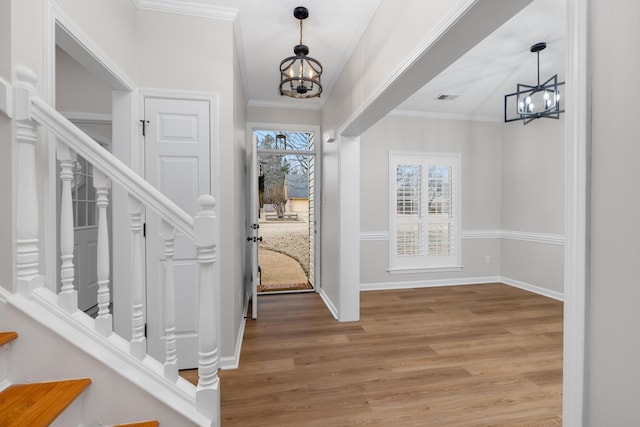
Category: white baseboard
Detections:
[
  {"x1": 500, "y1": 276, "x2": 564, "y2": 301},
  {"x1": 219, "y1": 295, "x2": 250, "y2": 370},
  {"x1": 361, "y1": 276, "x2": 564, "y2": 301},
  {"x1": 361, "y1": 276, "x2": 502, "y2": 291},
  {"x1": 318, "y1": 289, "x2": 339, "y2": 320}
]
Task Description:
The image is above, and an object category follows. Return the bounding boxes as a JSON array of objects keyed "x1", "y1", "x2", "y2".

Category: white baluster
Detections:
[
  {"x1": 94, "y1": 169, "x2": 112, "y2": 336},
  {"x1": 57, "y1": 143, "x2": 78, "y2": 313},
  {"x1": 15, "y1": 67, "x2": 44, "y2": 297},
  {"x1": 161, "y1": 221, "x2": 178, "y2": 381},
  {"x1": 129, "y1": 196, "x2": 146, "y2": 360},
  {"x1": 194, "y1": 195, "x2": 219, "y2": 423}
]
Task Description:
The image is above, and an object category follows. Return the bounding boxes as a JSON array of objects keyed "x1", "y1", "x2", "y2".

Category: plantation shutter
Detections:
[{"x1": 389, "y1": 152, "x2": 461, "y2": 271}]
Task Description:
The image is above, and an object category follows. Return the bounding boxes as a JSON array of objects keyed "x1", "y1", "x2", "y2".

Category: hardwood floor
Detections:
[{"x1": 186, "y1": 283, "x2": 563, "y2": 426}]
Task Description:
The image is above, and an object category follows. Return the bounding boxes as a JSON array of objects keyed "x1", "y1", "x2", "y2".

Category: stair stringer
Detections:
[{"x1": 0, "y1": 287, "x2": 213, "y2": 427}]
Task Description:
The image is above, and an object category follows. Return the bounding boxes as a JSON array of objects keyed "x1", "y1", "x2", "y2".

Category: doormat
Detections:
[{"x1": 258, "y1": 282, "x2": 313, "y2": 293}]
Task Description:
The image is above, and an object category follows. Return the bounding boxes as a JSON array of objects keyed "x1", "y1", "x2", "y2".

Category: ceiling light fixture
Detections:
[
  {"x1": 279, "y1": 6, "x2": 323, "y2": 99},
  {"x1": 504, "y1": 42, "x2": 565, "y2": 124}
]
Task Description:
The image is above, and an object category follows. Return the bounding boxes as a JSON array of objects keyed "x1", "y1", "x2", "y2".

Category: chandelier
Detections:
[
  {"x1": 504, "y1": 42, "x2": 565, "y2": 124},
  {"x1": 279, "y1": 6, "x2": 323, "y2": 99}
]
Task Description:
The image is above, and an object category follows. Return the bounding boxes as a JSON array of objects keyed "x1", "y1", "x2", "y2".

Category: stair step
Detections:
[
  {"x1": 0, "y1": 378, "x2": 92, "y2": 427},
  {"x1": 0, "y1": 332, "x2": 18, "y2": 346},
  {"x1": 113, "y1": 421, "x2": 160, "y2": 427}
]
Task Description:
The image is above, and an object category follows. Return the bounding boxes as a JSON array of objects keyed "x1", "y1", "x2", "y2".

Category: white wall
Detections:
[
  {"x1": 5, "y1": 1, "x2": 246, "y2": 364},
  {"x1": 321, "y1": 0, "x2": 454, "y2": 134},
  {"x1": 55, "y1": 46, "x2": 112, "y2": 114},
  {"x1": 588, "y1": 0, "x2": 640, "y2": 424},
  {"x1": 137, "y1": 10, "x2": 243, "y2": 362},
  {"x1": 360, "y1": 113, "x2": 565, "y2": 296},
  {"x1": 502, "y1": 118, "x2": 565, "y2": 234},
  {"x1": 320, "y1": 0, "x2": 464, "y2": 320},
  {"x1": 359, "y1": 114, "x2": 502, "y2": 288},
  {"x1": 320, "y1": 0, "x2": 533, "y2": 319},
  {"x1": 247, "y1": 105, "x2": 320, "y2": 126},
  {"x1": 0, "y1": 1, "x2": 13, "y2": 291},
  {"x1": 228, "y1": 33, "x2": 247, "y2": 366},
  {"x1": 55, "y1": 0, "x2": 138, "y2": 81},
  {"x1": 501, "y1": 117, "x2": 565, "y2": 294}
]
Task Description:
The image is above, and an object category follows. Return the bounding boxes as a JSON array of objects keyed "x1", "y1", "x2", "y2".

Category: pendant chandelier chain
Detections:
[
  {"x1": 299, "y1": 19, "x2": 304, "y2": 45},
  {"x1": 536, "y1": 50, "x2": 541, "y2": 87}
]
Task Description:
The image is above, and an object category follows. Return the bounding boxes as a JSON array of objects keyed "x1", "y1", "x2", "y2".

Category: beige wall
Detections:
[{"x1": 588, "y1": 0, "x2": 640, "y2": 423}]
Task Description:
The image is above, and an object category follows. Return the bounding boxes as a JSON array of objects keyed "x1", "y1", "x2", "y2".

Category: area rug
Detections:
[{"x1": 257, "y1": 281, "x2": 313, "y2": 293}]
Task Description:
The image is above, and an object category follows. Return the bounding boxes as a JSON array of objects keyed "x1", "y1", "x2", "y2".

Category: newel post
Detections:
[
  {"x1": 14, "y1": 67, "x2": 44, "y2": 297},
  {"x1": 194, "y1": 195, "x2": 220, "y2": 424}
]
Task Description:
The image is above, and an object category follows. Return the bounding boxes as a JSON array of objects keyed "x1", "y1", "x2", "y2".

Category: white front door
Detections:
[
  {"x1": 145, "y1": 97, "x2": 210, "y2": 369},
  {"x1": 246, "y1": 134, "x2": 259, "y2": 319}
]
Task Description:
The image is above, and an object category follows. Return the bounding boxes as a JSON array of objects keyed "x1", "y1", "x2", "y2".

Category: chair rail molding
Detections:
[{"x1": 362, "y1": 229, "x2": 566, "y2": 246}]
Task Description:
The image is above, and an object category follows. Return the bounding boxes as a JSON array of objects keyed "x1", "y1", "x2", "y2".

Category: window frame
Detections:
[{"x1": 388, "y1": 151, "x2": 462, "y2": 274}]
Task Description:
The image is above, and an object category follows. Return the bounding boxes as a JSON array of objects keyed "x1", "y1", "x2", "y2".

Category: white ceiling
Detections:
[{"x1": 170, "y1": 0, "x2": 565, "y2": 119}]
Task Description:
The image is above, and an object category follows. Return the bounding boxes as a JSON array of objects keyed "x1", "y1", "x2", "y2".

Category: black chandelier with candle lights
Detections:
[
  {"x1": 504, "y1": 42, "x2": 565, "y2": 124},
  {"x1": 279, "y1": 6, "x2": 323, "y2": 99}
]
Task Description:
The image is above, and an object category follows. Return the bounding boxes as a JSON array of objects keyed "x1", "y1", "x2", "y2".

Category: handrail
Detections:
[
  {"x1": 30, "y1": 96, "x2": 195, "y2": 239},
  {"x1": 13, "y1": 67, "x2": 219, "y2": 425}
]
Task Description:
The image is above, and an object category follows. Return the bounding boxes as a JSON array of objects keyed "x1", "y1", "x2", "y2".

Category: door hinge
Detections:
[
  {"x1": 140, "y1": 119, "x2": 150, "y2": 136},
  {"x1": 144, "y1": 323, "x2": 147, "y2": 338},
  {"x1": 143, "y1": 222, "x2": 146, "y2": 238}
]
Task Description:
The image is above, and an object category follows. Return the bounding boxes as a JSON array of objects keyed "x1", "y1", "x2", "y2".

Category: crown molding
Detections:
[{"x1": 134, "y1": 0, "x2": 238, "y2": 21}]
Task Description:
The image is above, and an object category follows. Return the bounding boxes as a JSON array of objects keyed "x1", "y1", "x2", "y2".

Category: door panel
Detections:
[
  {"x1": 145, "y1": 97, "x2": 210, "y2": 369},
  {"x1": 75, "y1": 229, "x2": 99, "y2": 312}
]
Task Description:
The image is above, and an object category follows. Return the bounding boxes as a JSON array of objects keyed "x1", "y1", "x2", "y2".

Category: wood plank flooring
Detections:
[{"x1": 188, "y1": 283, "x2": 563, "y2": 426}]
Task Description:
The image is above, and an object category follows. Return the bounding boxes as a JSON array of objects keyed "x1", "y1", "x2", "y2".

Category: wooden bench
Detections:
[{"x1": 265, "y1": 212, "x2": 298, "y2": 221}]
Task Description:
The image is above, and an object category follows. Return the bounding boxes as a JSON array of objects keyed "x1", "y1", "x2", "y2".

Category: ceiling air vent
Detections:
[{"x1": 435, "y1": 94, "x2": 459, "y2": 101}]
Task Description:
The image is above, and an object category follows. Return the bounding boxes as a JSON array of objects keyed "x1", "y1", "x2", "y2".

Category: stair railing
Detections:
[{"x1": 13, "y1": 66, "x2": 219, "y2": 424}]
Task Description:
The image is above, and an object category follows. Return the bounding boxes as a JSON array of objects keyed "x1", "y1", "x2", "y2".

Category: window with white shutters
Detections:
[{"x1": 389, "y1": 152, "x2": 461, "y2": 272}]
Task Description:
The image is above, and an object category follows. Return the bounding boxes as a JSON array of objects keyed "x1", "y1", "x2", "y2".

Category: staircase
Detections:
[
  {"x1": 0, "y1": 331, "x2": 162, "y2": 426},
  {"x1": 0, "y1": 67, "x2": 220, "y2": 426}
]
